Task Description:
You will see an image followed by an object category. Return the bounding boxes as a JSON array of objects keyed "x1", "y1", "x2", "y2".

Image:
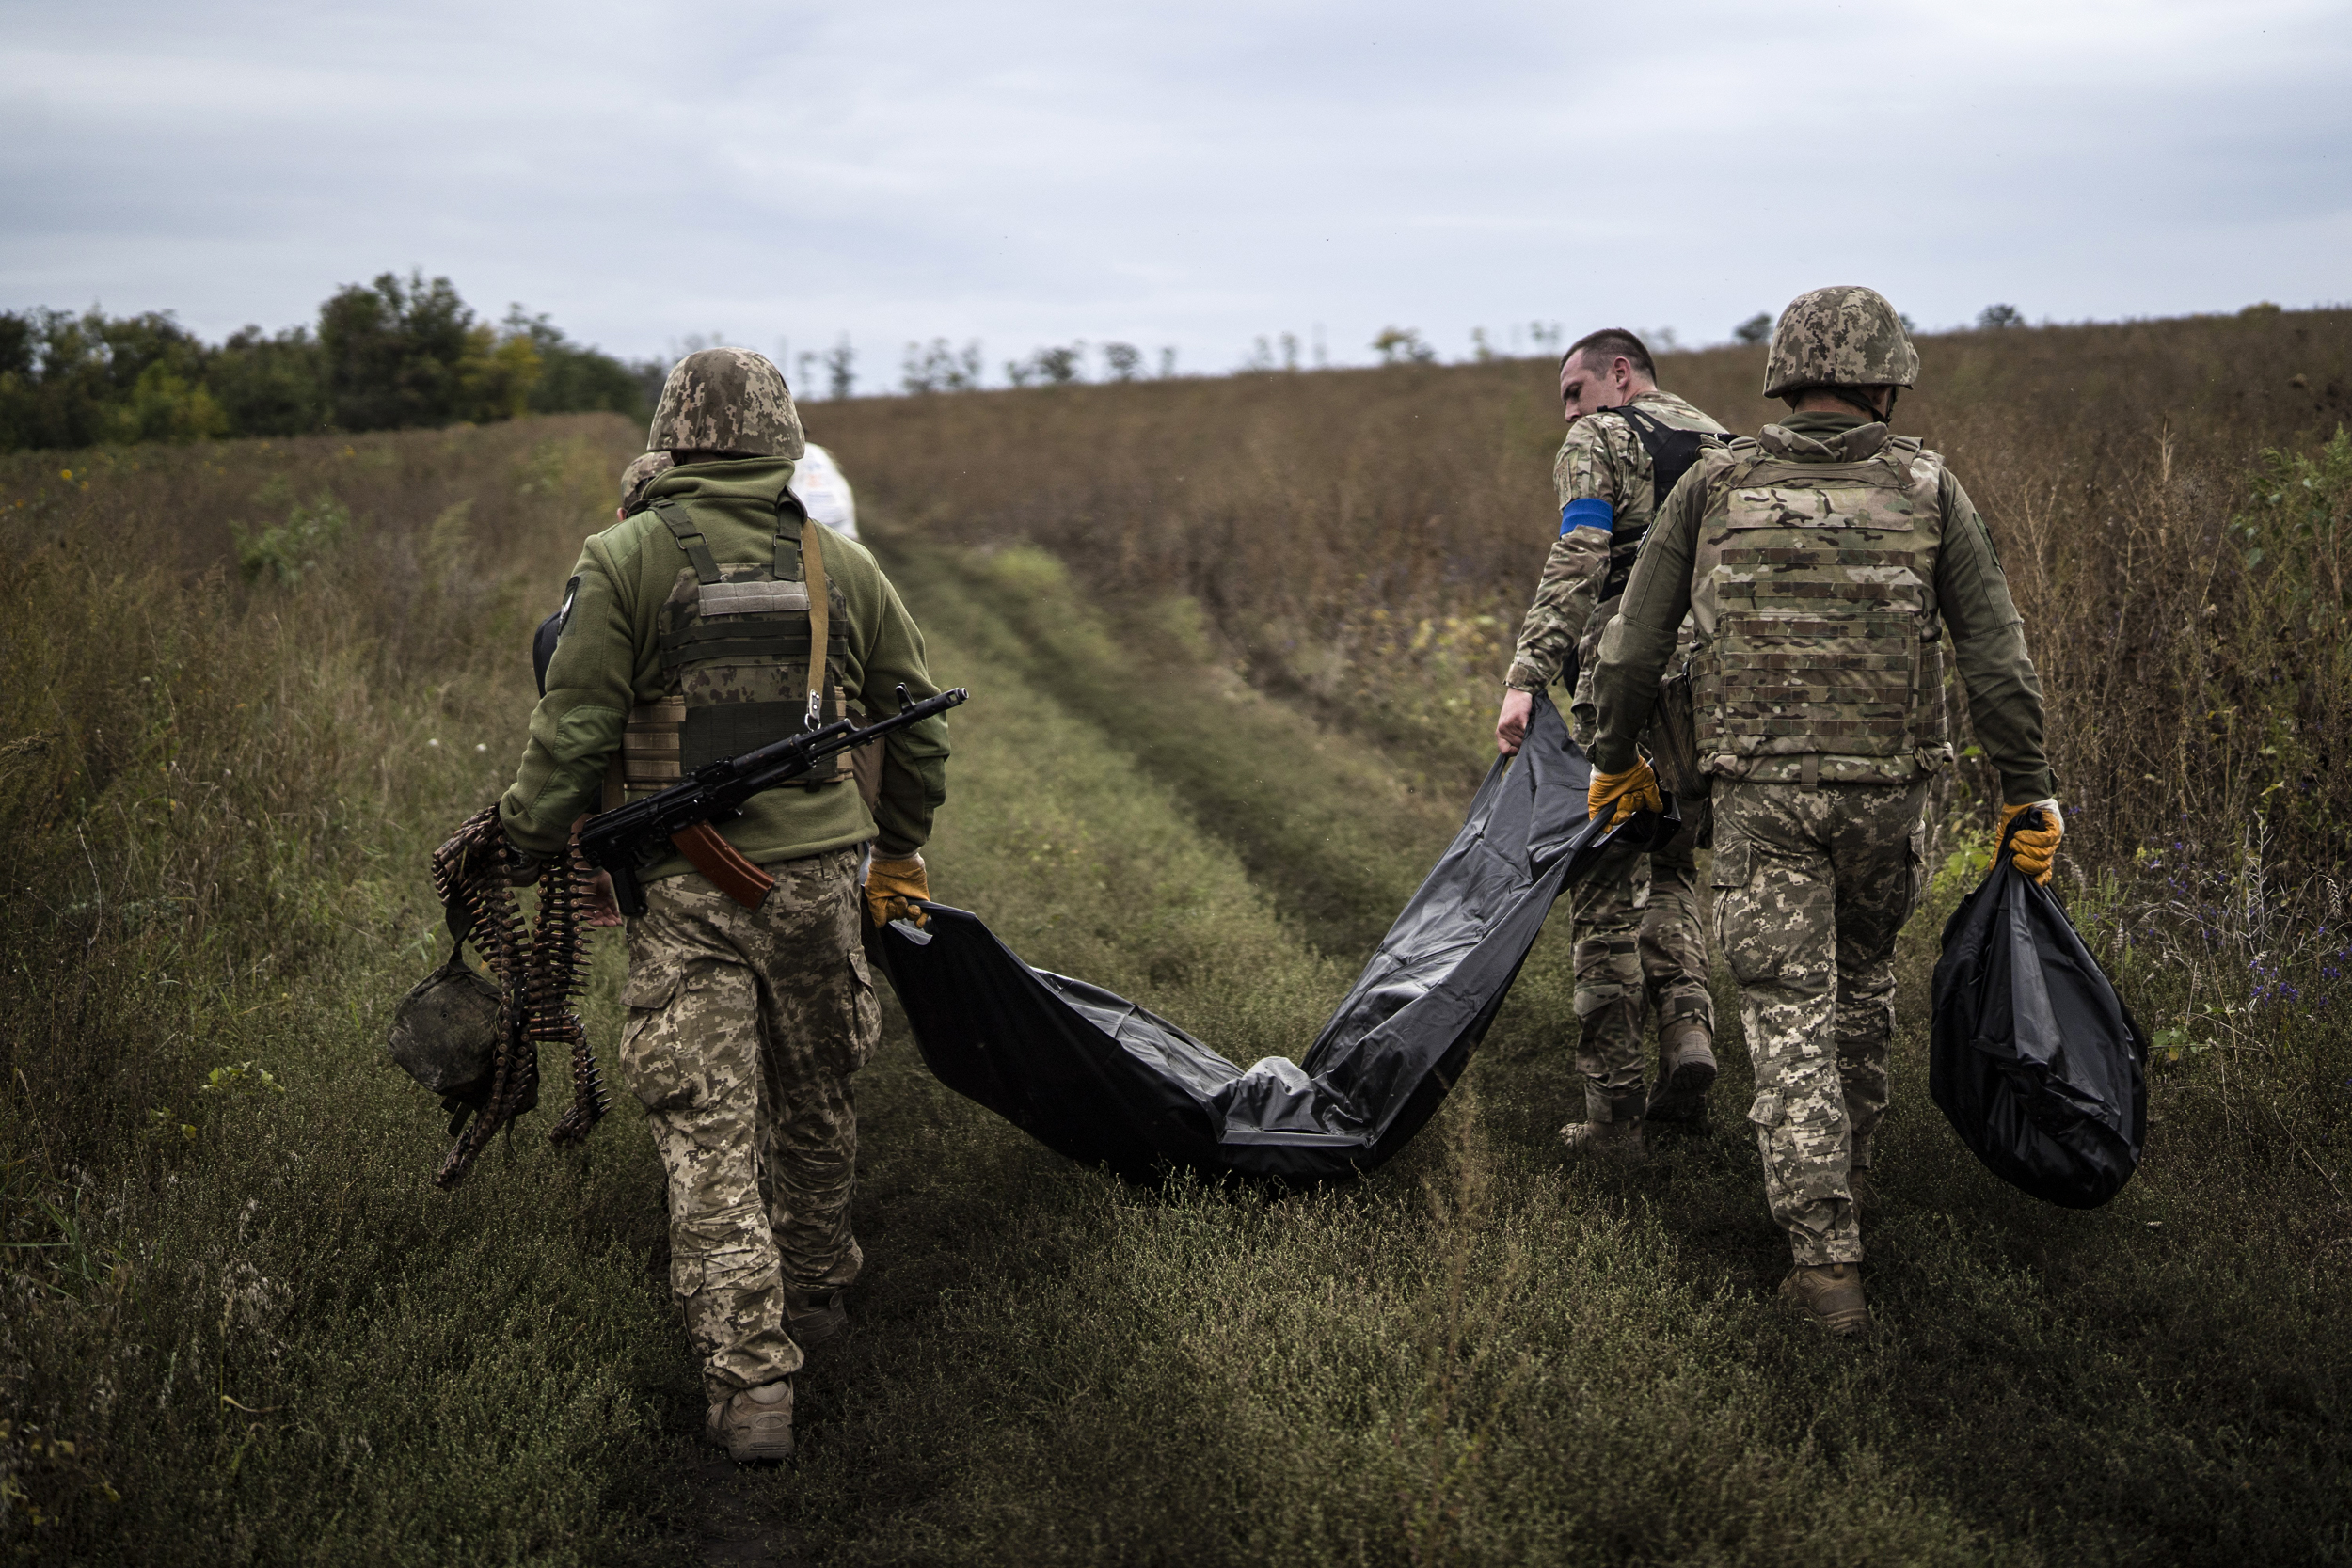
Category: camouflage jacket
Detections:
[
  {"x1": 500, "y1": 457, "x2": 951, "y2": 875},
  {"x1": 1590, "y1": 412, "x2": 2055, "y2": 804},
  {"x1": 1503, "y1": 388, "x2": 1726, "y2": 693}
]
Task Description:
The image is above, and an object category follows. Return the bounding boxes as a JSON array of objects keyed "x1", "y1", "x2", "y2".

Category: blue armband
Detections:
[{"x1": 1560, "y1": 498, "x2": 1613, "y2": 538}]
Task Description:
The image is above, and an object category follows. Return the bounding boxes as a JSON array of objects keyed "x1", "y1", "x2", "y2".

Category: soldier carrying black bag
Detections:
[{"x1": 1583, "y1": 286, "x2": 2063, "y2": 1338}]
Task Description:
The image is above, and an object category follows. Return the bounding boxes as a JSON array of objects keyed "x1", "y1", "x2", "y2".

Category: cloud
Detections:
[{"x1": 2, "y1": 0, "x2": 2345, "y2": 382}]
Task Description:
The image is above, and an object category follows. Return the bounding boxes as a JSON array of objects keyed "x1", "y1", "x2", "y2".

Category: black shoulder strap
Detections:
[{"x1": 1611, "y1": 404, "x2": 1726, "y2": 510}]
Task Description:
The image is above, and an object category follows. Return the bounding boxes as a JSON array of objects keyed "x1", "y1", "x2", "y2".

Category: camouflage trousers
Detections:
[
  {"x1": 1711, "y1": 779, "x2": 1927, "y2": 1265},
  {"x1": 1570, "y1": 814, "x2": 1714, "y2": 1123},
  {"x1": 618, "y1": 849, "x2": 880, "y2": 1396}
]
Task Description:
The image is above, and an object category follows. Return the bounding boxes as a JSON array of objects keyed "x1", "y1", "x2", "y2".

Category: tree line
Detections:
[{"x1": 0, "y1": 270, "x2": 658, "y2": 452}]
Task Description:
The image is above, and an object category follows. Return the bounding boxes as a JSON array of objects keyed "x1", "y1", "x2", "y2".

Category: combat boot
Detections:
[
  {"x1": 1645, "y1": 1021, "x2": 1717, "y2": 1124},
  {"x1": 1559, "y1": 1091, "x2": 1647, "y2": 1159},
  {"x1": 1779, "y1": 1263, "x2": 1869, "y2": 1338},
  {"x1": 707, "y1": 1379, "x2": 795, "y2": 1463},
  {"x1": 785, "y1": 1284, "x2": 849, "y2": 1350}
]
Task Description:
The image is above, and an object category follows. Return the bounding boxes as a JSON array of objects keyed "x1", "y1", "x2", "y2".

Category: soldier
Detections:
[
  {"x1": 1583, "y1": 287, "x2": 2061, "y2": 1336},
  {"x1": 1495, "y1": 329, "x2": 1727, "y2": 1154},
  {"x1": 618, "y1": 449, "x2": 673, "y2": 518},
  {"x1": 498, "y1": 348, "x2": 951, "y2": 1455}
]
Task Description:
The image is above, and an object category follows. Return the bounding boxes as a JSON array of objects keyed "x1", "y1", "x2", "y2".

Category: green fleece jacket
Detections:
[
  {"x1": 1590, "y1": 411, "x2": 2055, "y2": 804},
  {"x1": 499, "y1": 457, "x2": 950, "y2": 879}
]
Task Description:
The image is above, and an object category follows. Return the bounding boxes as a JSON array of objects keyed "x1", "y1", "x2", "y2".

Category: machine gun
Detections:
[{"x1": 579, "y1": 684, "x2": 967, "y2": 918}]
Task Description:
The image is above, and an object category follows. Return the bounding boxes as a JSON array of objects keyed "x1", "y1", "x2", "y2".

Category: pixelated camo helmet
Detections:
[
  {"x1": 1762, "y1": 286, "x2": 1920, "y2": 397},
  {"x1": 646, "y1": 347, "x2": 805, "y2": 459},
  {"x1": 618, "y1": 451, "x2": 674, "y2": 515}
]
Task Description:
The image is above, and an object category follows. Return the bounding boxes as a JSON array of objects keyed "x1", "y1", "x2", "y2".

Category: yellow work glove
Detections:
[
  {"x1": 1587, "y1": 758, "x2": 1663, "y2": 828},
  {"x1": 865, "y1": 852, "x2": 931, "y2": 927},
  {"x1": 1998, "y1": 800, "x2": 2064, "y2": 885}
]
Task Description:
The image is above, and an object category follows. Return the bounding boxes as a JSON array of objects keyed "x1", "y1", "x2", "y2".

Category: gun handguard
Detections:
[{"x1": 579, "y1": 684, "x2": 967, "y2": 917}]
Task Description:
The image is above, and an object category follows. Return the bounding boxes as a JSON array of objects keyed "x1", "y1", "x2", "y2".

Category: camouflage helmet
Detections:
[
  {"x1": 387, "y1": 953, "x2": 502, "y2": 1098},
  {"x1": 618, "y1": 451, "x2": 673, "y2": 515},
  {"x1": 646, "y1": 348, "x2": 805, "y2": 459},
  {"x1": 1762, "y1": 286, "x2": 1920, "y2": 397}
]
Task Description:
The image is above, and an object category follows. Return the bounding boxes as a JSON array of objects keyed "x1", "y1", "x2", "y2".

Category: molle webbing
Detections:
[
  {"x1": 1692, "y1": 438, "x2": 1947, "y2": 781},
  {"x1": 626, "y1": 491, "x2": 850, "y2": 793},
  {"x1": 624, "y1": 697, "x2": 686, "y2": 789}
]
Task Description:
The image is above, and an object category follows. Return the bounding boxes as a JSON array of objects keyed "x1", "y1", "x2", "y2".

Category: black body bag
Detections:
[
  {"x1": 869, "y1": 692, "x2": 1670, "y2": 1187},
  {"x1": 1929, "y1": 812, "x2": 2149, "y2": 1208}
]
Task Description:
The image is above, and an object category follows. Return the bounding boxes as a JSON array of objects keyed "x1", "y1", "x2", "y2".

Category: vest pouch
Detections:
[
  {"x1": 623, "y1": 697, "x2": 686, "y2": 792},
  {"x1": 681, "y1": 699, "x2": 817, "y2": 774},
  {"x1": 1645, "y1": 668, "x2": 1710, "y2": 845},
  {"x1": 1647, "y1": 667, "x2": 1706, "y2": 801},
  {"x1": 1912, "y1": 633, "x2": 1954, "y2": 772}
]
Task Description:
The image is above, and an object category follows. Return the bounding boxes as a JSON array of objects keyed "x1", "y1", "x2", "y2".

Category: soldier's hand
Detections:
[
  {"x1": 498, "y1": 835, "x2": 549, "y2": 886},
  {"x1": 1588, "y1": 758, "x2": 1662, "y2": 827},
  {"x1": 1998, "y1": 800, "x2": 2064, "y2": 886},
  {"x1": 581, "y1": 868, "x2": 625, "y2": 927},
  {"x1": 1495, "y1": 689, "x2": 1534, "y2": 755},
  {"x1": 567, "y1": 815, "x2": 624, "y2": 925},
  {"x1": 866, "y1": 852, "x2": 930, "y2": 928}
]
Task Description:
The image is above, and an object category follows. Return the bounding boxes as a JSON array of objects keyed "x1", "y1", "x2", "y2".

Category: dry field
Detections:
[{"x1": 2, "y1": 309, "x2": 2347, "y2": 1565}]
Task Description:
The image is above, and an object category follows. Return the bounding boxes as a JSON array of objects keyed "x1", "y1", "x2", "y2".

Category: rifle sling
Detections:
[{"x1": 801, "y1": 515, "x2": 828, "y2": 727}]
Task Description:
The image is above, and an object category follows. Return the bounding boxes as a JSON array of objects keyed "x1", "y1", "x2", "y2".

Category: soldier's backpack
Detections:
[{"x1": 1930, "y1": 810, "x2": 2150, "y2": 1208}]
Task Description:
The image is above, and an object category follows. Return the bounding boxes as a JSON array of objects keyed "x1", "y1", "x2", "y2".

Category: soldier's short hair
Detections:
[{"x1": 1563, "y1": 328, "x2": 1656, "y2": 382}]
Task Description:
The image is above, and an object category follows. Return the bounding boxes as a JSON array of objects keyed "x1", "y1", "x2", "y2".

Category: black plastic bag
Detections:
[
  {"x1": 1929, "y1": 814, "x2": 2149, "y2": 1208},
  {"x1": 869, "y1": 692, "x2": 1670, "y2": 1186}
]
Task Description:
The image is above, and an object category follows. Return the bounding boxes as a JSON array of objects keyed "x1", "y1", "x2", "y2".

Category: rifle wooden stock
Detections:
[
  {"x1": 578, "y1": 685, "x2": 966, "y2": 921},
  {"x1": 670, "y1": 822, "x2": 776, "y2": 911}
]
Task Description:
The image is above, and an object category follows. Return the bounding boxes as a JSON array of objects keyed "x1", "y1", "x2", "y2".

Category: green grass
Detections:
[
  {"x1": 783, "y1": 546, "x2": 2347, "y2": 1568},
  {"x1": 4, "y1": 410, "x2": 2347, "y2": 1566},
  {"x1": 771, "y1": 554, "x2": 2012, "y2": 1566}
]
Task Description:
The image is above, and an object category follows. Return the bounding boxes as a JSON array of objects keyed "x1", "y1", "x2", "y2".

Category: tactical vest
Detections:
[
  {"x1": 618, "y1": 492, "x2": 851, "y2": 798},
  {"x1": 1599, "y1": 403, "x2": 1726, "y2": 603},
  {"x1": 1690, "y1": 432, "x2": 1952, "y2": 785}
]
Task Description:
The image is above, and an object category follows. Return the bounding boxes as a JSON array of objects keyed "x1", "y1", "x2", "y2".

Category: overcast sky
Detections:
[{"x1": 3, "y1": 0, "x2": 2347, "y2": 388}]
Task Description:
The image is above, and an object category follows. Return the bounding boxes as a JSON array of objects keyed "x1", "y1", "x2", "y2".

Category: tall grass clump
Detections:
[{"x1": 0, "y1": 416, "x2": 694, "y2": 1563}]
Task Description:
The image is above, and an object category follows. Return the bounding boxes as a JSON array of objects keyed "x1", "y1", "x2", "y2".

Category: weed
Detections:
[{"x1": 229, "y1": 491, "x2": 351, "y2": 584}]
